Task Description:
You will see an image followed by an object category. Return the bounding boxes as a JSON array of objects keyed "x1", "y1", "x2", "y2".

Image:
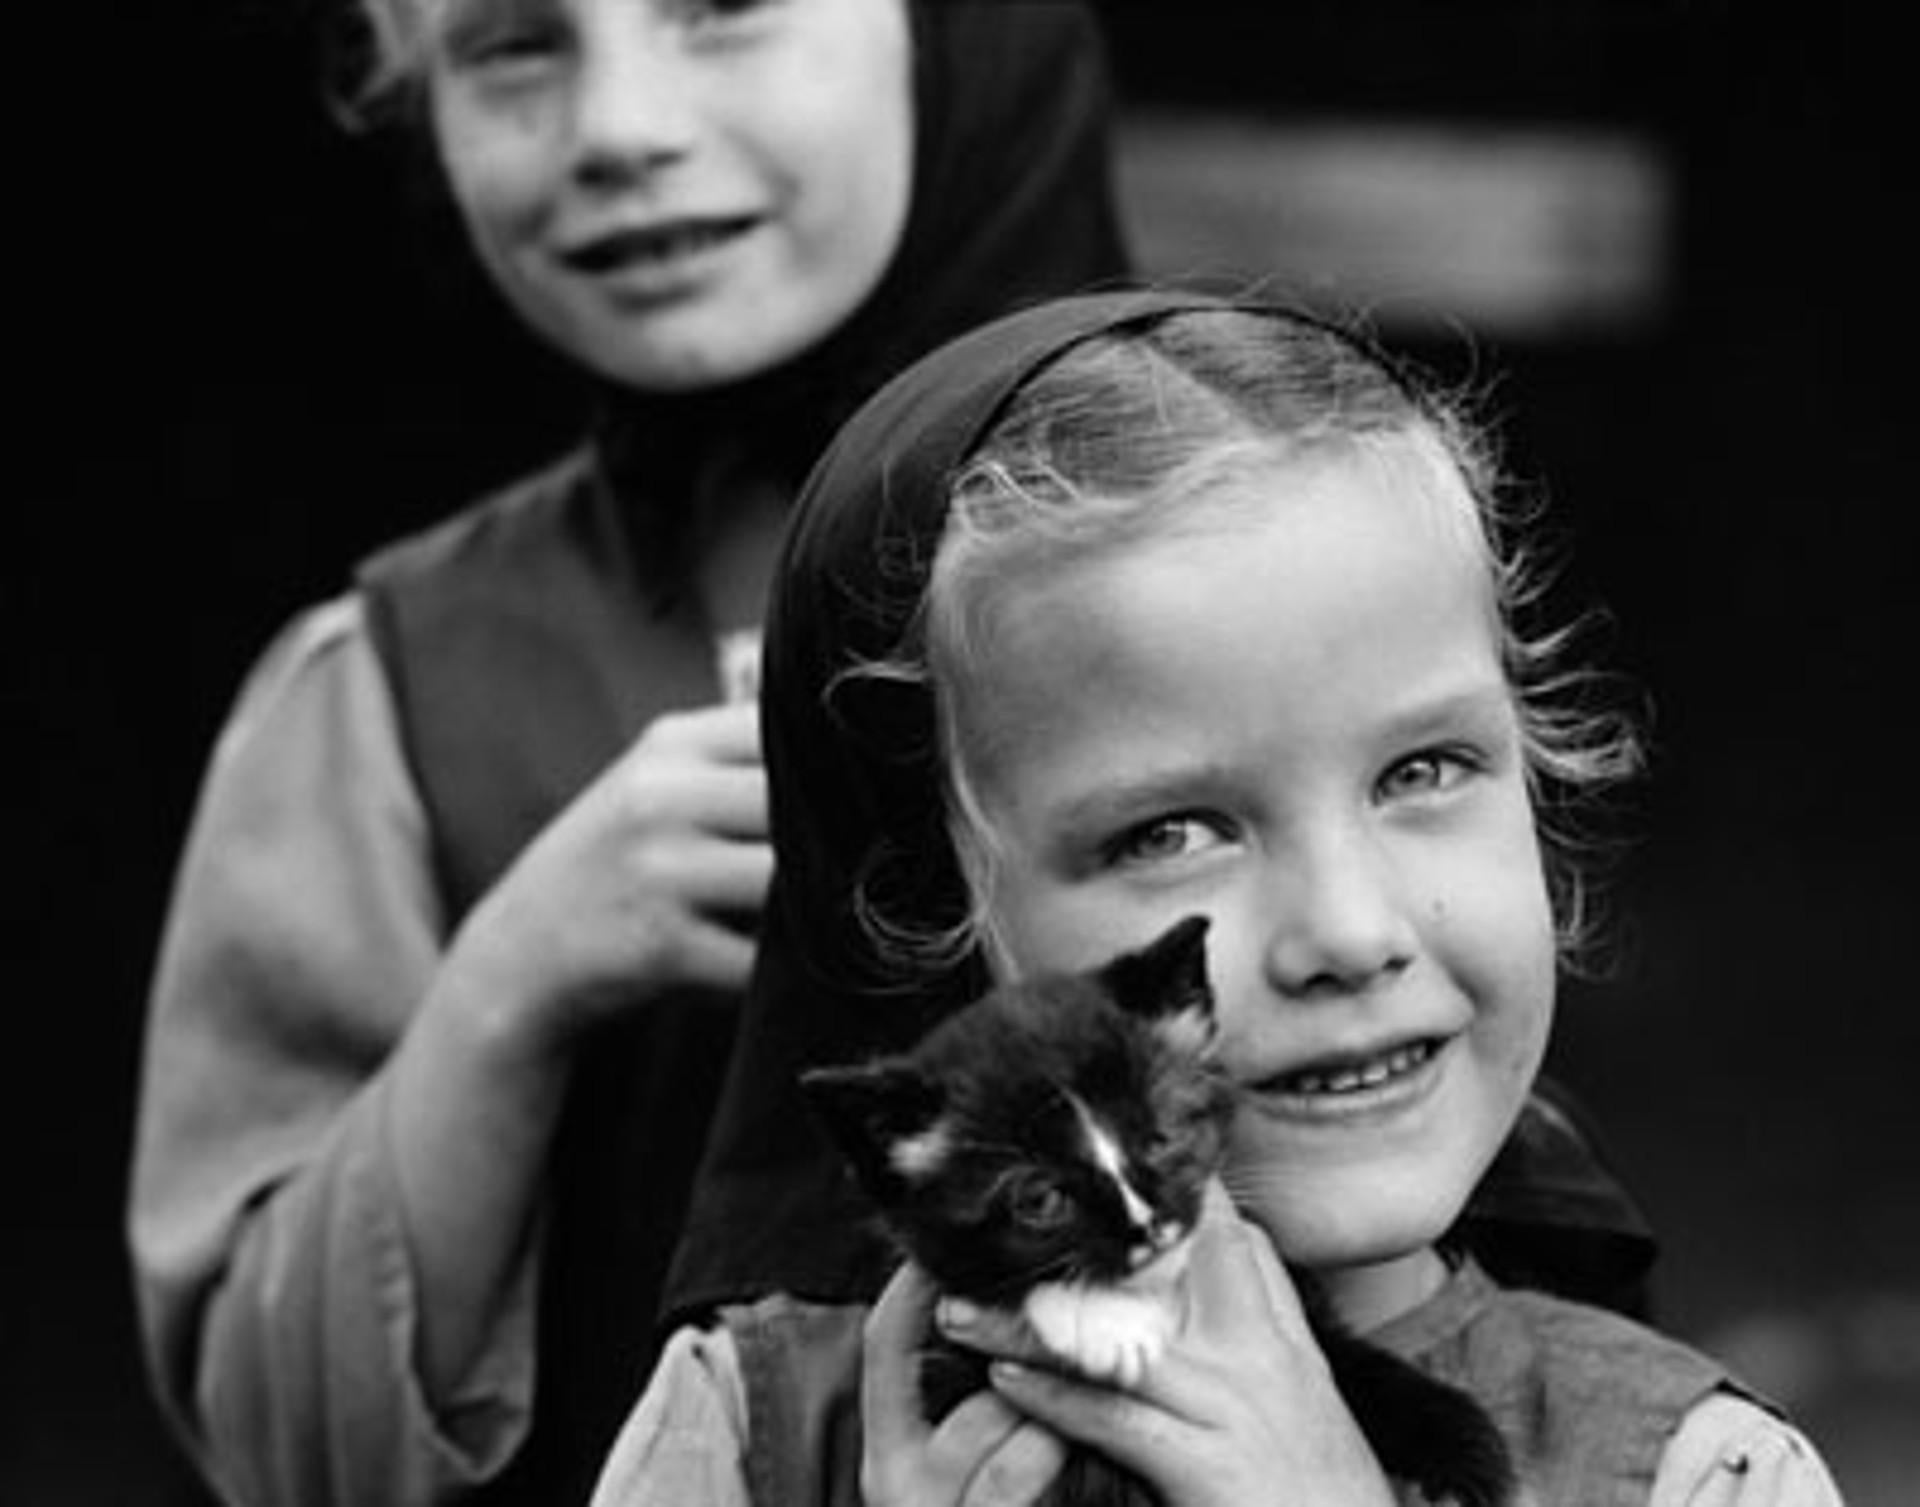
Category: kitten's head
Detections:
[{"x1": 801, "y1": 916, "x2": 1230, "y2": 1304}]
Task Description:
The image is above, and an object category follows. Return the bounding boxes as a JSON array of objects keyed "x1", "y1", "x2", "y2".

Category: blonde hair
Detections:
[{"x1": 866, "y1": 308, "x2": 1643, "y2": 974}]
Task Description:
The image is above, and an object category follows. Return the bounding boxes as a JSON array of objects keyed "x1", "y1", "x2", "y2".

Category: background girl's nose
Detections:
[
  {"x1": 570, "y1": 23, "x2": 700, "y2": 182},
  {"x1": 1260, "y1": 836, "x2": 1417, "y2": 999}
]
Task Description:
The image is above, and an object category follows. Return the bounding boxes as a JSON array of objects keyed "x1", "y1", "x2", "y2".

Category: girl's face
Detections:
[
  {"x1": 959, "y1": 454, "x2": 1557, "y2": 1304},
  {"x1": 426, "y1": 0, "x2": 913, "y2": 391}
]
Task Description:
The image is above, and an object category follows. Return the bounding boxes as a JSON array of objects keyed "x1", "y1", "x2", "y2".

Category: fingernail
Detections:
[
  {"x1": 990, "y1": 1359, "x2": 1030, "y2": 1386},
  {"x1": 936, "y1": 1297, "x2": 980, "y2": 1331}
]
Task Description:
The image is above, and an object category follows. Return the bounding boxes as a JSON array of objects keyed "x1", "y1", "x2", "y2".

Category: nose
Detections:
[
  {"x1": 1260, "y1": 823, "x2": 1416, "y2": 1000},
  {"x1": 569, "y1": 16, "x2": 699, "y2": 189}
]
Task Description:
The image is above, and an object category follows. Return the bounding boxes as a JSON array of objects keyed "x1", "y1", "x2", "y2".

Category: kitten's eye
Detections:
[{"x1": 1006, "y1": 1175, "x2": 1074, "y2": 1231}]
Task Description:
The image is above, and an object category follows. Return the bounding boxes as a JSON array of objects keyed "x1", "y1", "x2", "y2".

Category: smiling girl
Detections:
[
  {"x1": 128, "y1": 5, "x2": 1127, "y2": 1505},
  {"x1": 596, "y1": 292, "x2": 1842, "y2": 1505}
]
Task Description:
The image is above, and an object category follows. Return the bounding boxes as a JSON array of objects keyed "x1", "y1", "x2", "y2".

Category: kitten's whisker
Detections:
[{"x1": 1217, "y1": 1164, "x2": 1277, "y2": 1208}]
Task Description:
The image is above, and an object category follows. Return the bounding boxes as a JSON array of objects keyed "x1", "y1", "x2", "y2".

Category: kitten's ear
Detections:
[
  {"x1": 1100, "y1": 915, "x2": 1216, "y2": 1043},
  {"x1": 799, "y1": 1059, "x2": 950, "y2": 1196}
]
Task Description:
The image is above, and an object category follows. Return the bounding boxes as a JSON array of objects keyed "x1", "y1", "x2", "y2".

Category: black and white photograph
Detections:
[{"x1": 12, "y1": 3, "x2": 1907, "y2": 1504}]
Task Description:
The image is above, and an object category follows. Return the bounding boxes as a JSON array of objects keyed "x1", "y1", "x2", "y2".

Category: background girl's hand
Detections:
[
  {"x1": 438, "y1": 701, "x2": 773, "y2": 1063},
  {"x1": 948, "y1": 1184, "x2": 1395, "y2": 1507},
  {"x1": 862, "y1": 1263, "x2": 1067, "y2": 1507}
]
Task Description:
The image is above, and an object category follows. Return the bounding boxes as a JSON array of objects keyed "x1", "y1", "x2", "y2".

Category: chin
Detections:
[
  {"x1": 1289, "y1": 1204, "x2": 1453, "y2": 1271},
  {"x1": 599, "y1": 321, "x2": 821, "y2": 393},
  {"x1": 583, "y1": 273, "x2": 872, "y2": 394},
  {"x1": 1239, "y1": 1159, "x2": 1474, "y2": 1270}
]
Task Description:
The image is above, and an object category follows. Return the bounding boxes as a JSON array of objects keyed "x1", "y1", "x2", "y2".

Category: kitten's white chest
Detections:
[{"x1": 1022, "y1": 1247, "x2": 1189, "y2": 1388}]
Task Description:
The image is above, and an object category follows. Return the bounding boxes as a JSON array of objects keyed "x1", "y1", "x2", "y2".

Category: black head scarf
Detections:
[
  {"x1": 593, "y1": 0, "x2": 1131, "y2": 578},
  {"x1": 664, "y1": 289, "x2": 1660, "y2": 1323}
]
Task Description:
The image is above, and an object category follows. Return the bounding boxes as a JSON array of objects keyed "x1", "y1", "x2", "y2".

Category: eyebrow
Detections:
[
  {"x1": 1378, "y1": 679, "x2": 1518, "y2": 742},
  {"x1": 1049, "y1": 763, "x2": 1243, "y2": 838}
]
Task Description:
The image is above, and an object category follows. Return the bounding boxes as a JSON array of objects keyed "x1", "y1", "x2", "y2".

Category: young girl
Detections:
[
  {"x1": 592, "y1": 291, "x2": 1842, "y2": 1504},
  {"x1": 127, "y1": 4, "x2": 1127, "y2": 1505}
]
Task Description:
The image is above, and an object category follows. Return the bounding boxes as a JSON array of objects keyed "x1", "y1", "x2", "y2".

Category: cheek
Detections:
[
  {"x1": 774, "y1": 22, "x2": 912, "y2": 240},
  {"x1": 1440, "y1": 849, "x2": 1557, "y2": 1082},
  {"x1": 987, "y1": 901, "x2": 1148, "y2": 986},
  {"x1": 434, "y1": 112, "x2": 549, "y2": 253},
  {"x1": 1428, "y1": 801, "x2": 1556, "y2": 977}
]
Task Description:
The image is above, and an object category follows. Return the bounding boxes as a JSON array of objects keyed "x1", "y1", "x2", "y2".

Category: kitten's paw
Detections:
[{"x1": 1024, "y1": 1284, "x2": 1176, "y2": 1388}]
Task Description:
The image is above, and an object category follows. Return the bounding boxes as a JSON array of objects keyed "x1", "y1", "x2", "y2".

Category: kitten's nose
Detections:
[{"x1": 1137, "y1": 1217, "x2": 1182, "y2": 1256}]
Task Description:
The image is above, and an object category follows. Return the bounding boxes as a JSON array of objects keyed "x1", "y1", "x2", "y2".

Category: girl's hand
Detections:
[
  {"x1": 862, "y1": 1263, "x2": 1068, "y2": 1507},
  {"x1": 943, "y1": 1184, "x2": 1396, "y2": 1507},
  {"x1": 438, "y1": 702, "x2": 773, "y2": 1063}
]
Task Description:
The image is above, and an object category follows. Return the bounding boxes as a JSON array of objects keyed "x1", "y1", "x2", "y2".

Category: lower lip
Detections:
[
  {"x1": 1240, "y1": 1037, "x2": 1452, "y2": 1126},
  {"x1": 572, "y1": 222, "x2": 757, "y2": 303}
]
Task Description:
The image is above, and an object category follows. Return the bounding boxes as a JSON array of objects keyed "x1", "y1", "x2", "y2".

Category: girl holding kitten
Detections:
[{"x1": 595, "y1": 291, "x2": 1842, "y2": 1505}]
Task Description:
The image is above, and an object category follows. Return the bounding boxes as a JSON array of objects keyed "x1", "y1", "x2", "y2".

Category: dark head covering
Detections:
[
  {"x1": 595, "y1": 0, "x2": 1131, "y2": 575},
  {"x1": 664, "y1": 289, "x2": 1659, "y2": 1324},
  {"x1": 377, "y1": 13, "x2": 1130, "y2": 1500}
]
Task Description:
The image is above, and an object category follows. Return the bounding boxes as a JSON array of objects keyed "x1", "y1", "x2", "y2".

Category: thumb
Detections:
[{"x1": 1188, "y1": 1179, "x2": 1314, "y2": 1346}]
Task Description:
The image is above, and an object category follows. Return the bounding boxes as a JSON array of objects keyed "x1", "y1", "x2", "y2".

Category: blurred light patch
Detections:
[
  {"x1": 1115, "y1": 114, "x2": 1671, "y2": 339},
  {"x1": 1707, "y1": 1291, "x2": 1920, "y2": 1411}
]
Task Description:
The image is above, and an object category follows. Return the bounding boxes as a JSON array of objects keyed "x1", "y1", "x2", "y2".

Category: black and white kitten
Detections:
[{"x1": 801, "y1": 916, "x2": 1515, "y2": 1507}]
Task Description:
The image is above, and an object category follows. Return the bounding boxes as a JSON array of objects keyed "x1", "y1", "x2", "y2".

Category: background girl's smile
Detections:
[
  {"x1": 558, "y1": 212, "x2": 766, "y2": 279},
  {"x1": 431, "y1": 0, "x2": 913, "y2": 390}
]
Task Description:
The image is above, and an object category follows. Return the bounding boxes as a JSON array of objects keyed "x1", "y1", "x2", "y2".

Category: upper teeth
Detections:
[
  {"x1": 642, "y1": 222, "x2": 740, "y2": 259},
  {"x1": 1284, "y1": 1041, "x2": 1431, "y2": 1095}
]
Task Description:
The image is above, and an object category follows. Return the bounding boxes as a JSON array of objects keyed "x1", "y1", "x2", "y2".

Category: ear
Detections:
[
  {"x1": 799, "y1": 1059, "x2": 949, "y2": 1197},
  {"x1": 1099, "y1": 915, "x2": 1215, "y2": 1035}
]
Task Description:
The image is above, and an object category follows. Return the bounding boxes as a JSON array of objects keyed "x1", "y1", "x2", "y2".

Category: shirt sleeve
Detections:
[
  {"x1": 1649, "y1": 1392, "x2": 1845, "y2": 1507},
  {"x1": 589, "y1": 1325, "x2": 753, "y2": 1507},
  {"x1": 127, "y1": 595, "x2": 537, "y2": 1507}
]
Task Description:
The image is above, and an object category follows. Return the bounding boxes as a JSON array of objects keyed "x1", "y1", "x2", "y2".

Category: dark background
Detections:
[{"x1": 10, "y1": 3, "x2": 1910, "y2": 1503}]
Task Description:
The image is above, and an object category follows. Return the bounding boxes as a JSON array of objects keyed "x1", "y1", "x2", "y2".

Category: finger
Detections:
[
  {"x1": 654, "y1": 921, "x2": 758, "y2": 994},
  {"x1": 935, "y1": 1297, "x2": 1051, "y2": 1366},
  {"x1": 1186, "y1": 1181, "x2": 1311, "y2": 1346},
  {"x1": 863, "y1": 1264, "x2": 938, "y2": 1456},
  {"x1": 665, "y1": 838, "x2": 775, "y2": 910},
  {"x1": 636, "y1": 703, "x2": 763, "y2": 763},
  {"x1": 959, "y1": 1417, "x2": 1069, "y2": 1507},
  {"x1": 926, "y1": 1390, "x2": 1028, "y2": 1474},
  {"x1": 704, "y1": 765, "x2": 771, "y2": 836},
  {"x1": 989, "y1": 1359, "x2": 1187, "y2": 1481},
  {"x1": 630, "y1": 765, "x2": 768, "y2": 840}
]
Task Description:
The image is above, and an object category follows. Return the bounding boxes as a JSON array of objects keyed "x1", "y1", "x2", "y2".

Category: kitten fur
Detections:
[{"x1": 802, "y1": 916, "x2": 1515, "y2": 1507}]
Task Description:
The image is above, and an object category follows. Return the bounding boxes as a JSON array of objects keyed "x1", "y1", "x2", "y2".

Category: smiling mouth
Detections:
[
  {"x1": 564, "y1": 216, "x2": 760, "y2": 273},
  {"x1": 1257, "y1": 1038, "x2": 1442, "y2": 1099}
]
